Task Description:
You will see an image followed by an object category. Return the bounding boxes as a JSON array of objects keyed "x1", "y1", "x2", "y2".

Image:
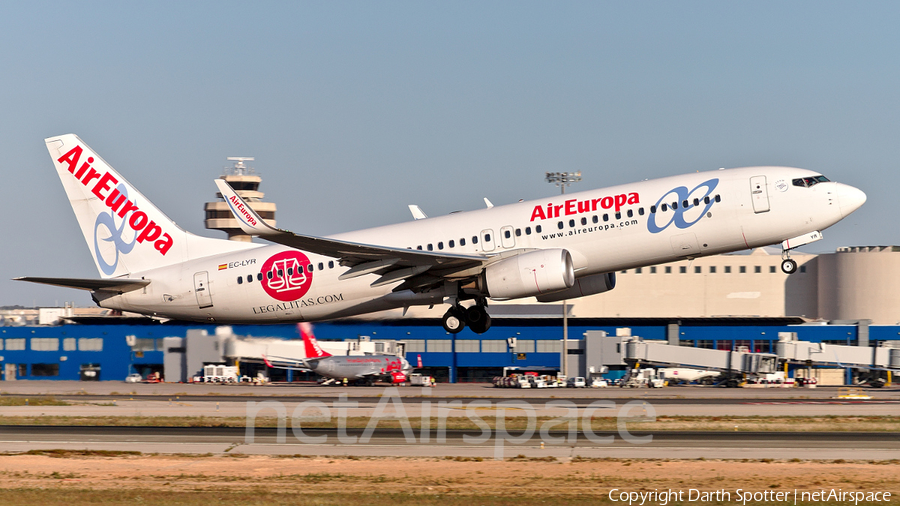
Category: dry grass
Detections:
[
  {"x1": 0, "y1": 414, "x2": 897, "y2": 432},
  {"x1": 0, "y1": 455, "x2": 896, "y2": 505}
]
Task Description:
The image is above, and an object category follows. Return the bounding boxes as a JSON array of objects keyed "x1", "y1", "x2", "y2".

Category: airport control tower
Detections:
[{"x1": 204, "y1": 157, "x2": 277, "y2": 242}]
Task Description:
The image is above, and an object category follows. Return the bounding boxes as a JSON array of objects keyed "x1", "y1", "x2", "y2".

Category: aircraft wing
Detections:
[
  {"x1": 214, "y1": 179, "x2": 489, "y2": 281},
  {"x1": 261, "y1": 354, "x2": 312, "y2": 371},
  {"x1": 14, "y1": 277, "x2": 151, "y2": 293}
]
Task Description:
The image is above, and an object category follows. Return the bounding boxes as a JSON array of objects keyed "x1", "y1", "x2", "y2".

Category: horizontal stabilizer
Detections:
[{"x1": 14, "y1": 276, "x2": 150, "y2": 293}]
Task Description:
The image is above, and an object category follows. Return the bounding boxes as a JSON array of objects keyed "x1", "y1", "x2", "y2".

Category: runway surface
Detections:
[{"x1": 1, "y1": 425, "x2": 897, "y2": 460}]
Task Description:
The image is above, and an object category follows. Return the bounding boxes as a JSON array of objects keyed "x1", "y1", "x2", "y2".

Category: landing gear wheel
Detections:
[
  {"x1": 466, "y1": 306, "x2": 492, "y2": 334},
  {"x1": 781, "y1": 258, "x2": 798, "y2": 274},
  {"x1": 442, "y1": 307, "x2": 465, "y2": 334}
]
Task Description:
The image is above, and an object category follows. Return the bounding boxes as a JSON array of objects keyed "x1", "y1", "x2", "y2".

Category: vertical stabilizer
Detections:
[
  {"x1": 45, "y1": 134, "x2": 254, "y2": 278},
  {"x1": 299, "y1": 322, "x2": 331, "y2": 358}
]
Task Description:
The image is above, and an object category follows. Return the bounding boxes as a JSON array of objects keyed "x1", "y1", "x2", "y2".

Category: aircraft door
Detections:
[
  {"x1": 500, "y1": 225, "x2": 515, "y2": 248},
  {"x1": 193, "y1": 271, "x2": 214, "y2": 309},
  {"x1": 480, "y1": 229, "x2": 495, "y2": 251},
  {"x1": 751, "y1": 176, "x2": 770, "y2": 213}
]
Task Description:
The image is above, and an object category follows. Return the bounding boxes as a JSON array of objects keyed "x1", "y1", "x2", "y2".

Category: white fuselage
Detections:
[{"x1": 100, "y1": 166, "x2": 861, "y2": 323}]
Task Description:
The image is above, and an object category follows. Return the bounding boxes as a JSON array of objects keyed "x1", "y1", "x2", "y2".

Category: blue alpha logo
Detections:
[
  {"x1": 93, "y1": 183, "x2": 137, "y2": 275},
  {"x1": 647, "y1": 178, "x2": 719, "y2": 234}
]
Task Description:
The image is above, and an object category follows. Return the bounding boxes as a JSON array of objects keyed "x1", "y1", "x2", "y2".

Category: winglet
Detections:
[{"x1": 214, "y1": 178, "x2": 278, "y2": 236}]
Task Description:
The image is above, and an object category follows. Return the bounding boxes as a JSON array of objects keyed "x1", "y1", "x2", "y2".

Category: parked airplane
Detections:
[
  {"x1": 263, "y1": 323, "x2": 414, "y2": 385},
  {"x1": 19, "y1": 134, "x2": 866, "y2": 334}
]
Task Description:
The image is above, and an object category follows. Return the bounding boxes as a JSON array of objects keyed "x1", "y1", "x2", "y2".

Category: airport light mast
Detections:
[{"x1": 545, "y1": 171, "x2": 581, "y2": 379}]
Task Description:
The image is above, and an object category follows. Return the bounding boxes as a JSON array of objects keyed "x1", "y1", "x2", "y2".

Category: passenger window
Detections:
[
  {"x1": 504, "y1": 230, "x2": 511, "y2": 239},
  {"x1": 329, "y1": 261, "x2": 334, "y2": 269},
  {"x1": 318, "y1": 262, "x2": 324, "y2": 271},
  {"x1": 558, "y1": 221, "x2": 564, "y2": 230},
  {"x1": 715, "y1": 195, "x2": 721, "y2": 202},
  {"x1": 449, "y1": 240, "x2": 455, "y2": 248},
  {"x1": 237, "y1": 276, "x2": 243, "y2": 285},
  {"x1": 307, "y1": 264, "x2": 313, "y2": 273},
  {"x1": 484, "y1": 234, "x2": 491, "y2": 242},
  {"x1": 693, "y1": 198, "x2": 699, "y2": 206},
  {"x1": 427, "y1": 244, "x2": 433, "y2": 251},
  {"x1": 525, "y1": 227, "x2": 531, "y2": 235},
  {"x1": 581, "y1": 217, "x2": 587, "y2": 226},
  {"x1": 603, "y1": 214, "x2": 609, "y2": 222},
  {"x1": 417, "y1": 245, "x2": 422, "y2": 250},
  {"x1": 650, "y1": 205, "x2": 657, "y2": 213},
  {"x1": 661, "y1": 204, "x2": 668, "y2": 212},
  {"x1": 461, "y1": 238, "x2": 467, "y2": 246},
  {"x1": 267, "y1": 271, "x2": 273, "y2": 280},
  {"x1": 472, "y1": 236, "x2": 478, "y2": 244},
  {"x1": 671, "y1": 202, "x2": 678, "y2": 210},
  {"x1": 638, "y1": 208, "x2": 644, "y2": 216},
  {"x1": 568, "y1": 219, "x2": 575, "y2": 228},
  {"x1": 438, "y1": 242, "x2": 444, "y2": 250},
  {"x1": 257, "y1": 273, "x2": 263, "y2": 281},
  {"x1": 288, "y1": 268, "x2": 293, "y2": 275},
  {"x1": 682, "y1": 200, "x2": 688, "y2": 208},
  {"x1": 615, "y1": 212, "x2": 621, "y2": 219},
  {"x1": 704, "y1": 196, "x2": 710, "y2": 205},
  {"x1": 278, "y1": 269, "x2": 284, "y2": 276},
  {"x1": 515, "y1": 229, "x2": 521, "y2": 237},
  {"x1": 627, "y1": 210, "x2": 633, "y2": 218},
  {"x1": 247, "y1": 275, "x2": 253, "y2": 283},
  {"x1": 592, "y1": 215, "x2": 598, "y2": 224},
  {"x1": 535, "y1": 225, "x2": 542, "y2": 233}
]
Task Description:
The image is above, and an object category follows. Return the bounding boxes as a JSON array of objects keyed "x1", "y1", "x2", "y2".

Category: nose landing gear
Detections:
[{"x1": 781, "y1": 257, "x2": 798, "y2": 274}]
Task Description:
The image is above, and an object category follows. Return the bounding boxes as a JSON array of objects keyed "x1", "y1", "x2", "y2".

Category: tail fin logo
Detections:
[
  {"x1": 94, "y1": 183, "x2": 137, "y2": 275},
  {"x1": 58, "y1": 145, "x2": 174, "y2": 273},
  {"x1": 299, "y1": 322, "x2": 331, "y2": 358}
]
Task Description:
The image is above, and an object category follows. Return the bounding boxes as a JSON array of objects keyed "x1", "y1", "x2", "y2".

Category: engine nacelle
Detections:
[
  {"x1": 535, "y1": 272, "x2": 616, "y2": 303},
  {"x1": 482, "y1": 249, "x2": 574, "y2": 299}
]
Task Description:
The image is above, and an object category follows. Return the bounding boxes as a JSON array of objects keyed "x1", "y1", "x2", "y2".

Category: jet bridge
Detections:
[
  {"x1": 776, "y1": 333, "x2": 900, "y2": 370},
  {"x1": 613, "y1": 333, "x2": 900, "y2": 377},
  {"x1": 624, "y1": 339, "x2": 779, "y2": 374}
]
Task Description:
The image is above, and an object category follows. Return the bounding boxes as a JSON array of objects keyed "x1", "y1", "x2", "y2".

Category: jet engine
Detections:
[
  {"x1": 481, "y1": 249, "x2": 574, "y2": 299},
  {"x1": 535, "y1": 272, "x2": 616, "y2": 303}
]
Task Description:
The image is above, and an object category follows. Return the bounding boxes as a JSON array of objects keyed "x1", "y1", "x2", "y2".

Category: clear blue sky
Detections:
[{"x1": 2, "y1": 1, "x2": 898, "y2": 306}]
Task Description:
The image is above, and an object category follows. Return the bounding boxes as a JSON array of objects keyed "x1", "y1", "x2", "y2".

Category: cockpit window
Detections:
[{"x1": 792, "y1": 175, "x2": 830, "y2": 188}]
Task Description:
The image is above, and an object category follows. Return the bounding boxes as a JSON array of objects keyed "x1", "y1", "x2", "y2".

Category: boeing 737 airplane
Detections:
[
  {"x1": 262, "y1": 323, "x2": 414, "y2": 385},
  {"x1": 18, "y1": 134, "x2": 866, "y2": 334}
]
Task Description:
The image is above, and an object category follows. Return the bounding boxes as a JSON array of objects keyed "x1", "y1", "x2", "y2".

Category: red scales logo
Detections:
[{"x1": 260, "y1": 251, "x2": 313, "y2": 302}]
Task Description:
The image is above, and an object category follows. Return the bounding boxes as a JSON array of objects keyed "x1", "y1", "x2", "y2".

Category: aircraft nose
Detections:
[{"x1": 837, "y1": 183, "x2": 867, "y2": 217}]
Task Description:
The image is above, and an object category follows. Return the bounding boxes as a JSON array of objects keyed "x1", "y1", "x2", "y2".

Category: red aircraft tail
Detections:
[{"x1": 299, "y1": 322, "x2": 331, "y2": 359}]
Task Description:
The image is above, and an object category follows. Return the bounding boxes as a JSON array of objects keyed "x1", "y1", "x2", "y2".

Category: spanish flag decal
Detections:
[{"x1": 218, "y1": 264, "x2": 227, "y2": 270}]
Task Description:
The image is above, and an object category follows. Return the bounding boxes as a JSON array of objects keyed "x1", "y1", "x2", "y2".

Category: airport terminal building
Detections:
[{"x1": 2, "y1": 246, "x2": 899, "y2": 384}]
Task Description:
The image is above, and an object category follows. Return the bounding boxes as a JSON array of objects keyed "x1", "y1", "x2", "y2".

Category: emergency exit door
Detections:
[
  {"x1": 750, "y1": 176, "x2": 770, "y2": 213},
  {"x1": 193, "y1": 271, "x2": 214, "y2": 309}
]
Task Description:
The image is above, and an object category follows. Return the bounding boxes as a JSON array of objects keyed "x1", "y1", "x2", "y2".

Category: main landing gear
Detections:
[{"x1": 442, "y1": 299, "x2": 491, "y2": 335}]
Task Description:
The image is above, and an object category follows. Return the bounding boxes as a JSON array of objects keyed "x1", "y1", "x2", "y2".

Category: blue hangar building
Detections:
[{"x1": 1, "y1": 317, "x2": 897, "y2": 385}]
